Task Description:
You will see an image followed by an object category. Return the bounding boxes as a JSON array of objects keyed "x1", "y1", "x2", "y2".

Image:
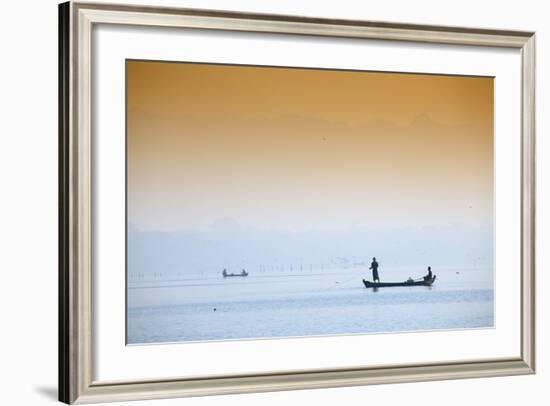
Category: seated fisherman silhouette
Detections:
[{"x1": 424, "y1": 266, "x2": 433, "y2": 281}]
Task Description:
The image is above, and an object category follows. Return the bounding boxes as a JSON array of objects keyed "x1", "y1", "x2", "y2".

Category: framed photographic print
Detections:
[{"x1": 59, "y1": 1, "x2": 535, "y2": 404}]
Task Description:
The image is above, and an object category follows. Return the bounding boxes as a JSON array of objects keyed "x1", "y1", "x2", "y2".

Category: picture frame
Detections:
[{"x1": 59, "y1": 1, "x2": 535, "y2": 404}]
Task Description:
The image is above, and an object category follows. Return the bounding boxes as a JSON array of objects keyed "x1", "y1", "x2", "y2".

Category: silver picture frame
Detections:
[{"x1": 59, "y1": 1, "x2": 535, "y2": 403}]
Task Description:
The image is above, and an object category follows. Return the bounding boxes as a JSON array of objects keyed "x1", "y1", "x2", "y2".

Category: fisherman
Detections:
[
  {"x1": 424, "y1": 266, "x2": 433, "y2": 281},
  {"x1": 369, "y1": 257, "x2": 380, "y2": 283},
  {"x1": 222, "y1": 269, "x2": 227, "y2": 277}
]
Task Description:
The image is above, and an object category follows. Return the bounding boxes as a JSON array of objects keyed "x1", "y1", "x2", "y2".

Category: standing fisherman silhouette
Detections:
[{"x1": 369, "y1": 257, "x2": 380, "y2": 283}]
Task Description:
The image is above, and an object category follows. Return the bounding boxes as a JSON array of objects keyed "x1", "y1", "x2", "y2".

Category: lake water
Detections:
[{"x1": 127, "y1": 266, "x2": 493, "y2": 344}]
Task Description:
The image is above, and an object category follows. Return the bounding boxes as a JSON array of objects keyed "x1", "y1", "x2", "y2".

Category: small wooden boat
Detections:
[
  {"x1": 222, "y1": 270, "x2": 248, "y2": 278},
  {"x1": 362, "y1": 275, "x2": 436, "y2": 288}
]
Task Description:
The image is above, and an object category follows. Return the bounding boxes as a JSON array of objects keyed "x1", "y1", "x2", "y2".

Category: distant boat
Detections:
[
  {"x1": 362, "y1": 275, "x2": 436, "y2": 288},
  {"x1": 222, "y1": 269, "x2": 248, "y2": 278}
]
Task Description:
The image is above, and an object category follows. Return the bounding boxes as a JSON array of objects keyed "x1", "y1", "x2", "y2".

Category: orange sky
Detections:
[{"x1": 127, "y1": 60, "x2": 494, "y2": 231}]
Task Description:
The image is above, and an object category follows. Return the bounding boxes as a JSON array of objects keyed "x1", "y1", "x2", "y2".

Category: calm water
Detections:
[{"x1": 127, "y1": 266, "x2": 493, "y2": 344}]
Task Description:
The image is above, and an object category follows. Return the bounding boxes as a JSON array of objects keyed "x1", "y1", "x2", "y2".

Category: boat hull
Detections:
[{"x1": 363, "y1": 275, "x2": 436, "y2": 288}]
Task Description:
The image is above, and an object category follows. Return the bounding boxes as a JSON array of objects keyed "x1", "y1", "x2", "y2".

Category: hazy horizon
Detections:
[{"x1": 128, "y1": 220, "x2": 493, "y2": 278}]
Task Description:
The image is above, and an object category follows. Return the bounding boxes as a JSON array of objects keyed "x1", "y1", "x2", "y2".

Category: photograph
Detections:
[
  {"x1": 55, "y1": 2, "x2": 537, "y2": 403},
  {"x1": 126, "y1": 60, "x2": 495, "y2": 345}
]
